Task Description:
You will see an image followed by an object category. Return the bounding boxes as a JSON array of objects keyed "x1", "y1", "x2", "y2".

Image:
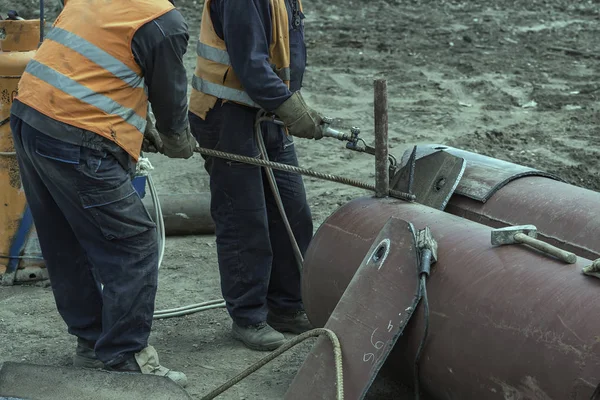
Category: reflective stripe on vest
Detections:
[
  {"x1": 195, "y1": 42, "x2": 291, "y2": 96},
  {"x1": 25, "y1": 60, "x2": 147, "y2": 133},
  {"x1": 197, "y1": 42, "x2": 231, "y2": 65},
  {"x1": 191, "y1": 74, "x2": 259, "y2": 108},
  {"x1": 47, "y1": 27, "x2": 145, "y2": 90}
]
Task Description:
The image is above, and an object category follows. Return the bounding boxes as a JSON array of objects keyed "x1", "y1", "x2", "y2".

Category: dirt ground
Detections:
[{"x1": 1, "y1": 0, "x2": 599, "y2": 399}]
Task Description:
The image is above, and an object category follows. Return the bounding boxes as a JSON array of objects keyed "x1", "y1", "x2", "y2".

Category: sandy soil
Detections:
[{"x1": 1, "y1": 0, "x2": 599, "y2": 399}]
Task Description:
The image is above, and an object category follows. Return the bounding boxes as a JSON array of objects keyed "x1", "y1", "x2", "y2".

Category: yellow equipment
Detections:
[{"x1": 0, "y1": 19, "x2": 45, "y2": 285}]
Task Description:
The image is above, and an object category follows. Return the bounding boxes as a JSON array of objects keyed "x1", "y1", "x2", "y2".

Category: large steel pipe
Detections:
[
  {"x1": 399, "y1": 145, "x2": 600, "y2": 260},
  {"x1": 142, "y1": 193, "x2": 215, "y2": 236},
  {"x1": 446, "y1": 176, "x2": 600, "y2": 260},
  {"x1": 302, "y1": 197, "x2": 600, "y2": 400}
]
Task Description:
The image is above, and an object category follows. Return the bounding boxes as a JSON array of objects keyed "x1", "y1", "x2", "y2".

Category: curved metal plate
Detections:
[
  {"x1": 286, "y1": 217, "x2": 420, "y2": 400},
  {"x1": 302, "y1": 197, "x2": 600, "y2": 400},
  {"x1": 399, "y1": 144, "x2": 562, "y2": 202}
]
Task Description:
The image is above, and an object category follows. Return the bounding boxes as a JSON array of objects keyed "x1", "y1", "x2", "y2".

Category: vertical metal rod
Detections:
[{"x1": 374, "y1": 79, "x2": 389, "y2": 198}]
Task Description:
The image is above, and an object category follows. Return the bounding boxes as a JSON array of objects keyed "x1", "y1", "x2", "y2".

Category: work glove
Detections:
[
  {"x1": 159, "y1": 125, "x2": 196, "y2": 159},
  {"x1": 141, "y1": 111, "x2": 164, "y2": 154},
  {"x1": 274, "y1": 91, "x2": 324, "y2": 140}
]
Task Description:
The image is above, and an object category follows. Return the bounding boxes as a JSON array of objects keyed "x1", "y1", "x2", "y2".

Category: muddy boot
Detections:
[
  {"x1": 231, "y1": 322, "x2": 286, "y2": 351},
  {"x1": 72, "y1": 338, "x2": 104, "y2": 369},
  {"x1": 105, "y1": 345, "x2": 188, "y2": 388},
  {"x1": 267, "y1": 310, "x2": 313, "y2": 334}
]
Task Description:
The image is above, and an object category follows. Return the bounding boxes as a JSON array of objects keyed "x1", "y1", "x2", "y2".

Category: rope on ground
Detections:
[
  {"x1": 194, "y1": 146, "x2": 415, "y2": 202},
  {"x1": 200, "y1": 328, "x2": 344, "y2": 400},
  {"x1": 0, "y1": 152, "x2": 17, "y2": 156}
]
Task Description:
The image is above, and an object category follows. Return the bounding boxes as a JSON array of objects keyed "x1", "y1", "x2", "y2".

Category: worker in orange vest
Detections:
[
  {"x1": 188, "y1": 0, "x2": 322, "y2": 351},
  {"x1": 9, "y1": 0, "x2": 193, "y2": 385}
]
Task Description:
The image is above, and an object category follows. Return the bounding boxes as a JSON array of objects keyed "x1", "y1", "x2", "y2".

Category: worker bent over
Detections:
[
  {"x1": 189, "y1": 0, "x2": 323, "y2": 351},
  {"x1": 10, "y1": 0, "x2": 195, "y2": 385}
]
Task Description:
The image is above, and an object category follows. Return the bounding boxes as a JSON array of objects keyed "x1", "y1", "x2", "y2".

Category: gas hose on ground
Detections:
[{"x1": 254, "y1": 110, "x2": 304, "y2": 272}]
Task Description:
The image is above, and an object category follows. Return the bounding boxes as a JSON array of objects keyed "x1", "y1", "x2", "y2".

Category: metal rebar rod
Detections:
[
  {"x1": 374, "y1": 79, "x2": 389, "y2": 198},
  {"x1": 194, "y1": 146, "x2": 415, "y2": 202}
]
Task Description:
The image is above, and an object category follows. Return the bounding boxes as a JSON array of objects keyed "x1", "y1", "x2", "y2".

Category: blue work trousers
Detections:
[
  {"x1": 10, "y1": 116, "x2": 158, "y2": 366},
  {"x1": 190, "y1": 103, "x2": 313, "y2": 326}
]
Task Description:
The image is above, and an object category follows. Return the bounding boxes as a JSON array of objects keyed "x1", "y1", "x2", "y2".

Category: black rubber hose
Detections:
[
  {"x1": 413, "y1": 249, "x2": 432, "y2": 400},
  {"x1": 413, "y1": 276, "x2": 429, "y2": 400}
]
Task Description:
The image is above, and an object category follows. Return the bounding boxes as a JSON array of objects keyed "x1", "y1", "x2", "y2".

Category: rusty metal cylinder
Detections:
[
  {"x1": 302, "y1": 197, "x2": 600, "y2": 400},
  {"x1": 0, "y1": 20, "x2": 43, "y2": 284},
  {"x1": 398, "y1": 145, "x2": 600, "y2": 261},
  {"x1": 142, "y1": 193, "x2": 215, "y2": 236},
  {"x1": 446, "y1": 176, "x2": 600, "y2": 260}
]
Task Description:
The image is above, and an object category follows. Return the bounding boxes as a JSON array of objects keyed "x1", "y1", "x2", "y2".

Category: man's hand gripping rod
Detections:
[
  {"x1": 320, "y1": 117, "x2": 361, "y2": 146},
  {"x1": 261, "y1": 115, "x2": 361, "y2": 146}
]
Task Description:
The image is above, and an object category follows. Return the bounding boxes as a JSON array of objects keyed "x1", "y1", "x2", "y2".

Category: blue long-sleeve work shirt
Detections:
[
  {"x1": 209, "y1": 0, "x2": 307, "y2": 111},
  {"x1": 11, "y1": 9, "x2": 190, "y2": 168}
]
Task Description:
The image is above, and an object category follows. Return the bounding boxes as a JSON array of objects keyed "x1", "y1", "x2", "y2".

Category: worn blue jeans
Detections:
[
  {"x1": 10, "y1": 116, "x2": 158, "y2": 366},
  {"x1": 190, "y1": 102, "x2": 313, "y2": 326}
]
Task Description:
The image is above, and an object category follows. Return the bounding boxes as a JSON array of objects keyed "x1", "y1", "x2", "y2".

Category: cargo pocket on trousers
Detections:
[{"x1": 79, "y1": 179, "x2": 156, "y2": 241}]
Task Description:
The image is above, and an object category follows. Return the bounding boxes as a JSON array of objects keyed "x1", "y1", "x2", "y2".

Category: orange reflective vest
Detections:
[
  {"x1": 189, "y1": 0, "x2": 301, "y2": 119},
  {"x1": 16, "y1": 0, "x2": 174, "y2": 161}
]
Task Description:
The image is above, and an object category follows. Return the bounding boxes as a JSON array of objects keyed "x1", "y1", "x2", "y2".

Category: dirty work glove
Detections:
[
  {"x1": 141, "y1": 111, "x2": 164, "y2": 154},
  {"x1": 274, "y1": 91, "x2": 324, "y2": 140},
  {"x1": 159, "y1": 125, "x2": 196, "y2": 159}
]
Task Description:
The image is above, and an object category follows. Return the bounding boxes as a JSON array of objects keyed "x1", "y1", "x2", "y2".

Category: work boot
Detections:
[
  {"x1": 105, "y1": 345, "x2": 188, "y2": 387},
  {"x1": 73, "y1": 338, "x2": 104, "y2": 369},
  {"x1": 231, "y1": 322, "x2": 286, "y2": 351},
  {"x1": 267, "y1": 310, "x2": 313, "y2": 334}
]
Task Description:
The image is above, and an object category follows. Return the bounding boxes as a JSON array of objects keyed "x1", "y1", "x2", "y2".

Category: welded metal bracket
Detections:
[
  {"x1": 285, "y1": 217, "x2": 421, "y2": 400},
  {"x1": 399, "y1": 145, "x2": 562, "y2": 202},
  {"x1": 391, "y1": 150, "x2": 466, "y2": 210}
]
